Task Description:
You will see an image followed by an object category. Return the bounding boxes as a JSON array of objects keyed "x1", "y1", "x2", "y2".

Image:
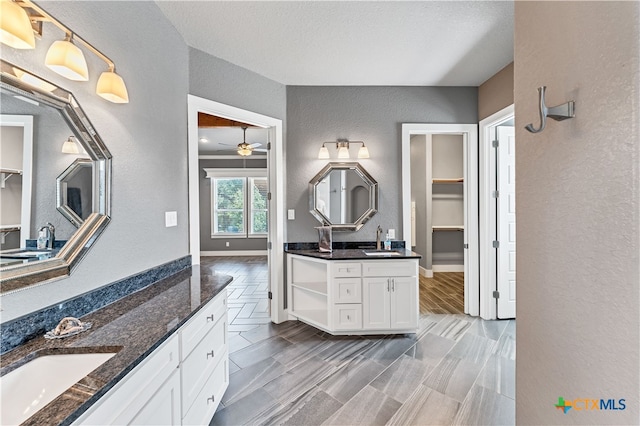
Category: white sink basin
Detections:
[
  {"x1": 364, "y1": 251, "x2": 402, "y2": 256},
  {"x1": 1, "y1": 352, "x2": 116, "y2": 425}
]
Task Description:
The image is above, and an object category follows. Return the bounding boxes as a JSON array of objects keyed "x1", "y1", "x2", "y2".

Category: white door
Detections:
[{"x1": 497, "y1": 126, "x2": 516, "y2": 319}]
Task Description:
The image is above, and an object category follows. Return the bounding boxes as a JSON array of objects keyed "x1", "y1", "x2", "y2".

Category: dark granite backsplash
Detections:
[
  {"x1": 285, "y1": 241, "x2": 406, "y2": 251},
  {"x1": 1, "y1": 255, "x2": 191, "y2": 354}
]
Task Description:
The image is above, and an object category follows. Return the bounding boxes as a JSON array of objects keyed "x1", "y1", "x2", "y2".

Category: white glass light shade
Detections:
[
  {"x1": 337, "y1": 145, "x2": 350, "y2": 159},
  {"x1": 61, "y1": 136, "x2": 80, "y2": 154},
  {"x1": 318, "y1": 145, "x2": 330, "y2": 159},
  {"x1": 45, "y1": 38, "x2": 89, "y2": 81},
  {"x1": 96, "y1": 70, "x2": 129, "y2": 103},
  {"x1": 237, "y1": 143, "x2": 253, "y2": 156},
  {"x1": 357, "y1": 145, "x2": 370, "y2": 159},
  {"x1": 13, "y1": 68, "x2": 56, "y2": 92},
  {"x1": 0, "y1": 0, "x2": 35, "y2": 49}
]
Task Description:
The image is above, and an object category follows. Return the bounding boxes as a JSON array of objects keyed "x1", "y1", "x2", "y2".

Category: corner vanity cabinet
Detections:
[
  {"x1": 287, "y1": 253, "x2": 419, "y2": 334},
  {"x1": 73, "y1": 289, "x2": 228, "y2": 425}
]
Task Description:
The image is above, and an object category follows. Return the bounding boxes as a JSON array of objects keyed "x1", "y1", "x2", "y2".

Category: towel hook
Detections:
[{"x1": 525, "y1": 86, "x2": 575, "y2": 133}]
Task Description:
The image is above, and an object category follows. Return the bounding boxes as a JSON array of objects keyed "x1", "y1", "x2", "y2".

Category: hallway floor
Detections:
[{"x1": 203, "y1": 257, "x2": 515, "y2": 426}]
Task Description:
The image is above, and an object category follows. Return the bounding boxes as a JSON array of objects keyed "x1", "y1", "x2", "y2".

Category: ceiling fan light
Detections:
[
  {"x1": 45, "y1": 35, "x2": 89, "y2": 81},
  {"x1": 237, "y1": 143, "x2": 253, "y2": 156},
  {"x1": 96, "y1": 69, "x2": 129, "y2": 103},
  {"x1": 0, "y1": 0, "x2": 35, "y2": 49}
]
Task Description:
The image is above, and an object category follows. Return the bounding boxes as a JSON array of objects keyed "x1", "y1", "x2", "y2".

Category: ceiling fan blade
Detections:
[{"x1": 249, "y1": 142, "x2": 262, "y2": 148}]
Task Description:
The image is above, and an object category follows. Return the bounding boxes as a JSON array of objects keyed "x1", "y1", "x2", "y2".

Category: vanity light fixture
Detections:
[
  {"x1": 317, "y1": 139, "x2": 370, "y2": 159},
  {"x1": 1, "y1": 0, "x2": 129, "y2": 103},
  {"x1": 0, "y1": 0, "x2": 36, "y2": 49},
  {"x1": 45, "y1": 33, "x2": 89, "y2": 81},
  {"x1": 61, "y1": 136, "x2": 80, "y2": 154}
]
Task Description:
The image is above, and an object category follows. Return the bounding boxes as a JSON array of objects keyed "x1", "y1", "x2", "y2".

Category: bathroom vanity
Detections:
[{"x1": 286, "y1": 248, "x2": 421, "y2": 334}]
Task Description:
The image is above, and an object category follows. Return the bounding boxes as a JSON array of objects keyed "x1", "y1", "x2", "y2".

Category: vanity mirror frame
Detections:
[
  {"x1": 0, "y1": 60, "x2": 112, "y2": 293},
  {"x1": 309, "y1": 162, "x2": 378, "y2": 231},
  {"x1": 56, "y1": 158, "x2": 94, "y2": 228}
]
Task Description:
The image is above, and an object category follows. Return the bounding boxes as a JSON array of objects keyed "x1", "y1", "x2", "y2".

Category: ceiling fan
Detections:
[{"x1": 217, "y1": 127, "x2": 267, "y2": 156}]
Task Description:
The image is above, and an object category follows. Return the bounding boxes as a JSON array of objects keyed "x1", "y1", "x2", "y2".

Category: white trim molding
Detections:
[
  {"x1": 188, "y1": 95, "x2": 286, "y2": 324},
  {"x1": 201, "y1": 250, "x2": 268, "y2": 257}
]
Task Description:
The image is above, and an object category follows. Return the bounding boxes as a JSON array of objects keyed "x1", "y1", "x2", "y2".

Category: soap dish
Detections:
[{"x1": 45, "y1": 317, "x2": 92, "y2": 340}]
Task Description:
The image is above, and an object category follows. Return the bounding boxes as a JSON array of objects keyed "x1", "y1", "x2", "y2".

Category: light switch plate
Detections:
[
  {"x1": 288, "y1": 209, "x2": 295, "y2": 220},
  {"x1": 388, "y1": 229, "x2": 395, "y2": 239},
  {"x1": 165, "y1": 211, "x2": 177, "y2": 227}
]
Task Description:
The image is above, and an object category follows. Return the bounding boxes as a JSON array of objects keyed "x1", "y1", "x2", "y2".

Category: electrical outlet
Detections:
[
  {"x1": 225, "y1": 242, "x2": 230, "y2": 247},
  {"x1": 288, "y1": 209, "x2": 295, "y2": 220},
  {"x1": 388, "y1": 229, "x2": 395, "y2": 239}
]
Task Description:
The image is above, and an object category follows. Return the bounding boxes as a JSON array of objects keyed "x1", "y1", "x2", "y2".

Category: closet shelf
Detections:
[
  {"x1": 432, "y1": 178, "x2": 463, "y2": 184},
  {"x1": 432, "y1": 225, "x2": 464, "y2": 232}
]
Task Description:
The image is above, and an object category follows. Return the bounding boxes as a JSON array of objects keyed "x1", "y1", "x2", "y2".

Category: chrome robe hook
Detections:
[{"x1": 525, "y1": 86, "x2": 575, "y2": 133}]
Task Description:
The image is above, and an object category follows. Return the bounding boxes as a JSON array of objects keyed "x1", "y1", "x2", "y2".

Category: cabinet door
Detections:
[
  {"x1": 390, "y1": 277, "x2": 418, "y2": 329},
  {"x1": 122, "y1": 369, "x2": 181, "y2": 425},
  {"x1": 362, "y1": 277, "x2": 390, "y2": 329}
]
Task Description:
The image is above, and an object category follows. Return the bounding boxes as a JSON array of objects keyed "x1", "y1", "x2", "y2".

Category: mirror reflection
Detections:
[
  {"x1": 0, "y1": 60, "x2": 112, "y2": 292},
  {"x1": 57, "y1": 158, "x2": 94, "y2": 228},
  {"x1": 309, "y1": 162, "x2": 378, "y2": 231}
]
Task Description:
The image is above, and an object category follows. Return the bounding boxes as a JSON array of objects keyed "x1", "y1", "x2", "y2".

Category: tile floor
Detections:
[{"x1": 202, "y1": 256, "x2": 515, "y2": 426}]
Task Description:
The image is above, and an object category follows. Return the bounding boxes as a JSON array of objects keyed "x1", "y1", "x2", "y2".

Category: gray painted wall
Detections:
[
  {"x1": 1, "y1": 1, "x2": 190, "y2": 321},
  {"x1": 199, "y1": 158, "x2": 267, "y2": 252},
  {"x1": 286, "y1": 86, "x2": 477, "y2": 244},
  {"x1": 515, "y1": 1, "x2": 639, "y2": 423}
]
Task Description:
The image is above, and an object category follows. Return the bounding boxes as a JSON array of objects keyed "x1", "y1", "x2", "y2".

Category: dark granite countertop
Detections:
[
  {"x1": 286, "y1": 248, "x2": 421, "y2": 260},
  {"x1": 0, "y1": 265, "x2": 233, "y2": 426}
]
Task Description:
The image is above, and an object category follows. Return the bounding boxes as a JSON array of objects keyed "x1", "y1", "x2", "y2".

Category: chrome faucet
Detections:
[
  {"x1": 39, "y1": 222, "x2": 55, "y2": 249},
  {"x1": 376, "y1": 225, "x2": 383, "y2": 250}
]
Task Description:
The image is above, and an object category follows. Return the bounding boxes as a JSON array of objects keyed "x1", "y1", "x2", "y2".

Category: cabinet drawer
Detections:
[
  {"x1": 182, "y1": 350, "x2": 229, "y2": 426},
  {"x1": 362, "y1": 260, "x2": 417, "y2": 277},
  {"x1": 181, "y1": 290, "x2": 227, "y2": 360},
  {"x1": 331, "y1": 262, "x2": 361, "y2": 278},
  {"x1": 332, "y1": 304, "x2": 362, "y2": 330},
  {"x1": 333, "y1": 277, "x2": 361, "y2": 303},
  {"x1": 181, "y1": 313, "x2": 227, "y2": 414}
]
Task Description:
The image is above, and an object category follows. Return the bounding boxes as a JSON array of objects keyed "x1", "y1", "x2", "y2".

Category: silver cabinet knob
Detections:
[
  {"x1": 207, "y1": 314, "x2": 215, "y2": 322},
  {"x1": 207, "y1": 395, "x2": 215, "y2": 404},
  {"x1": 207, "y1": 350, "x2": 215, "y2": 359}
]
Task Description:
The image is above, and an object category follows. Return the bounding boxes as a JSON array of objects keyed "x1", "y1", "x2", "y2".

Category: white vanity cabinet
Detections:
[
  {"x1": 73, "y1": 289, "x2": 228, "y2": 426},
  {"x1": 288, "y1": 254, "x2": 418, "y2": 335}
]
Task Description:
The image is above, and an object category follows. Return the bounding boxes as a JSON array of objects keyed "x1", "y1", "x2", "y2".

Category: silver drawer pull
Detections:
[
  {"x1": 207, "y1": 350, "x2": 215, "y2": 359},
  {"x1": 207, "y1": 314, "x2": 215, "y2": 322},
  {"x1": 207, "y1": 395, "x2": 215, "y2": 404}
]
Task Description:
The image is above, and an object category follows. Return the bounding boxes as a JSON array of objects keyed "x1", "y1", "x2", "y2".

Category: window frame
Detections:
[{"x1": 205, "y1": 168, "x2": 268, "y2": 239}]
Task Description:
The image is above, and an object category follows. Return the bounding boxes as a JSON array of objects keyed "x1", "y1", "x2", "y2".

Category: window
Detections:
[{"x1": 206, "y1": 168, "x2": 268, "y2": 238}]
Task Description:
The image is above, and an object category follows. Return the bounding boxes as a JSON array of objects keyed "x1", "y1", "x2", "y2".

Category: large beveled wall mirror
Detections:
[
  {"x1": 0, "y1": 60, "x2": 112, "y2": 293},
  {"x1": 309, "y1": 162, "x2": 378, "y2": 231}
]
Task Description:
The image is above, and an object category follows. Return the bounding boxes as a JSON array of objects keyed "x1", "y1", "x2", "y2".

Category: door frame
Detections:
[
  {"x1": 187, "y1": 95, "x2": 286, "y2": 323},
  {"x1": 0, "y1": 114, "x2": 33, "y2": 247},
  {"x1": 479, "y1": 104, "x2": 514, "y2": 320},
  {"x1": 401, "y1": 123, "x2": 479, "y2": 316}
]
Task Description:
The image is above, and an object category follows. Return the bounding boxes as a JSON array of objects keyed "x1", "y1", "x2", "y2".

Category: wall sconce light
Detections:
[
  {"x1": 61, "y1": 136, "x2": 80, "y2": 154},
  {"x1": 0, "y1": 0, "x2": 129, "y2": 103},
  {"x1": 0, "y1": 0, "x2": 35, "y2": 49},
  {"x1": 318, "y1": 139, "x2": 370, "y2": 159}
]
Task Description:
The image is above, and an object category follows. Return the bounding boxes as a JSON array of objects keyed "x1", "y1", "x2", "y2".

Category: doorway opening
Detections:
[
  {"x1": 479, "y1": 104, "x2": 516, "y2": 320},
  {"x1": 187, "y1": 95, "x2": 286, "y2": 323},
  {"x1": 402, "y1": 124, "x2": 479, "y2": 316}
]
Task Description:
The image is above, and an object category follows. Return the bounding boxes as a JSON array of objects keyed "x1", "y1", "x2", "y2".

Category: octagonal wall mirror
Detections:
[
  {"x1": 57, "y1": 158, "x2": 94, "y2": 228},
  {"x1": 309, "y1": 162, "x2": 378, "y2": 231},
  {"x1": 0, "y1": 60, "x2": 112, "y2": 293}
]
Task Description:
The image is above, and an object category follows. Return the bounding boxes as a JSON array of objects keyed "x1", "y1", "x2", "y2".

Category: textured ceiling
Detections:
[{"x1": 156, "y1": 1, "x2": 514, "y2": 86}]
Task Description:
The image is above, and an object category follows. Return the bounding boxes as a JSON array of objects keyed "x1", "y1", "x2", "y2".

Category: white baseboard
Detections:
[
  {"x1": 419, "y1": 266, "x2": 433, "y2": 278},
  {"x1": 432, "y1": 264, "x2": 464, "y2": 273},
  {"x1": 201, "y1": 250, "x2": 268, "y2": 257}
]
